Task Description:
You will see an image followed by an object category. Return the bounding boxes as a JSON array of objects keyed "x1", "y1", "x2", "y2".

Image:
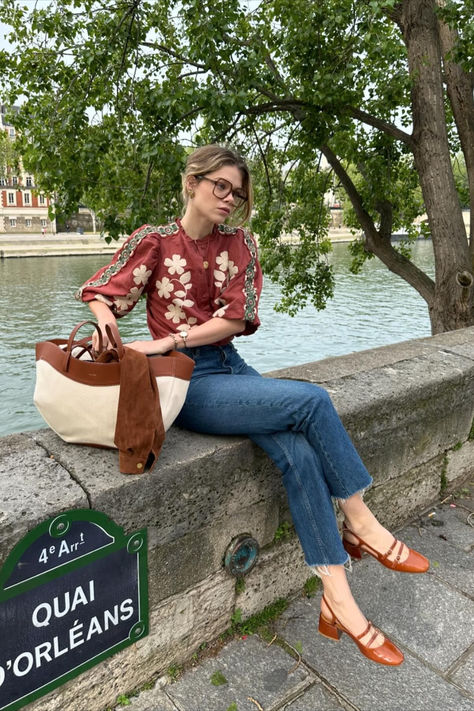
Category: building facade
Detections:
[{"x1": 0, "y1": 106, "x2": 56, "y2": 234}]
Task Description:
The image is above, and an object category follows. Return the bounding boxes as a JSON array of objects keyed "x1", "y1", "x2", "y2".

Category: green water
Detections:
[{"x1": 0, "y1": 241, "x2": 434, "y2": 437}]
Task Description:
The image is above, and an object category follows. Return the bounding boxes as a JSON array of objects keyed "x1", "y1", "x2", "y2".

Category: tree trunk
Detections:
[
  {"x1": 437, "y1": 11, "x2": 474, "y2": 265},
  {"x1": 399, "y1": 0, "x2": 474, "y2": 333}
]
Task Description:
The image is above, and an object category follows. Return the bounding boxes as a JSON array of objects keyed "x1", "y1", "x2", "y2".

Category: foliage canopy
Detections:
[{"x1": 0, "y1": 0, "x2": 473, "y2": 330}]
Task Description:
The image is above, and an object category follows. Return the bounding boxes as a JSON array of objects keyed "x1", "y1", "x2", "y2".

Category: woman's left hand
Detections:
[{"x1": 126, "y1": 338, "x2": 170, "y2": 355}]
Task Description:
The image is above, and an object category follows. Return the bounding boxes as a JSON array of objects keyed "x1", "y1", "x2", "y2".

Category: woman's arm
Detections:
[
  {"x1": 127, "y1": 317, "x2": 246, "y2": 355},
  {"x1": 88, "y1": 298, "x2": 245, "y2": 354}
]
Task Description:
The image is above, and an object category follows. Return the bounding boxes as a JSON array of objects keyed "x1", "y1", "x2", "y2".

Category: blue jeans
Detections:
[{"x1": 175, "y1": 344, "x2": 373, "y2": 567}]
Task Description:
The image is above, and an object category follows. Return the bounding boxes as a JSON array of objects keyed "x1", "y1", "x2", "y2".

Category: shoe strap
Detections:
[
  {"x1": 355, "y1": 620, "x2": 372, "y2": 641},
  {"x1": 322, "y1": 596, "x2": 380, "y2": 647},
  {"x1": 356, "y1": 621, "x2": 381, "y2": 648},
  {"x1": 343, "y1": 523, "x2": 404, "y2": 564},
  {"x1": 321, "y1": 595, "x2": 336, "y2": 623},
  {"x1": 385, "y1": 539, "x2": 406, "y2": 566}
]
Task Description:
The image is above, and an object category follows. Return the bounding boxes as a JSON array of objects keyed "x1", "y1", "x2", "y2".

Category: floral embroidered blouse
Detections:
[{"x1": 76, "y1": 219, "x2": 263, "y2": 345}]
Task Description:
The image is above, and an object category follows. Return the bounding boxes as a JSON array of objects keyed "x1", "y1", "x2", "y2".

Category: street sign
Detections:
[{"x1": 0, "y1": 510, "x2": 148, "y2": 711}]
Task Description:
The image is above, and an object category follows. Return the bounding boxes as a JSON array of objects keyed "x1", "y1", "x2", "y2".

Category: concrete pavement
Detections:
[{"x1": 114, "y1": 486, "x2": 474, "y2": 711}]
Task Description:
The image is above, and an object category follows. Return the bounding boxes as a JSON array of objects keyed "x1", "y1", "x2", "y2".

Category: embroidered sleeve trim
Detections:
[
  {"x1": 75, "y1": 222, "x2": 179, "y2": 300},
  {"x1": 242, "y1": 229, "x2": 258, "y2": 321},
  {"x1": 217, "y1": 224, "x2": 238, "y2": 235}
]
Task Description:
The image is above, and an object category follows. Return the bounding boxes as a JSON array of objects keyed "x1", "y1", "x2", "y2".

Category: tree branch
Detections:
[
  {"x1": 376, "y1": 199, "x2": 394, "y2": 240},
  {"x1": 347, "y1": 105, "x2": 414, "y2": 146},
  {"x1": 250, "y1": 85, "x2": 414, "y2": 146},
  {"x1": 252, "y1": 125, "x2": 273, "y2": 198},
  {"x1": 141, "y1": 42, "x2": 207, "y2": 70},
  {"x1": 321, "y1": 143, "x2": 435, "y2": 304}
]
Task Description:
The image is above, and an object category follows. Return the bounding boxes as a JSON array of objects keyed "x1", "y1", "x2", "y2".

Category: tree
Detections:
[{"x1": 0, "y1": 0, "x2": 472, "y2": 333}]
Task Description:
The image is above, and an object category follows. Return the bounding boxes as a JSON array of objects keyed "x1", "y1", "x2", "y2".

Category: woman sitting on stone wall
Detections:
[{"x1": 77, "y1": 144, "x2": 429, "y2": 667}]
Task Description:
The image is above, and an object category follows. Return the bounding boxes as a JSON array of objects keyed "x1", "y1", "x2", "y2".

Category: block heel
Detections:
[
  {"x1": 342, "y1": 539, "x2": 362, "y2": 559},
  {"x1": 318, "y1": 613, "x2": 342, "y2": 640}
]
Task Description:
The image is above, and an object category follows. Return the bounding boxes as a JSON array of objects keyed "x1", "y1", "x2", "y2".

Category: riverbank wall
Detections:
[
  {"x1": 0, "y1": 232, "x2": 127, "y2": 258},
  {"x1": 1, "y1": 328, "x2": 473, "y2": 711},
  {"x1": 0, "y1": 229, "x2": 356, "y2": 258}
]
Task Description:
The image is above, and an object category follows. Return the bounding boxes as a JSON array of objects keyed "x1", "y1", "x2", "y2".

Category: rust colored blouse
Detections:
[{"x1": 76, "y1": 219, "x2": 263, "y2": 345}]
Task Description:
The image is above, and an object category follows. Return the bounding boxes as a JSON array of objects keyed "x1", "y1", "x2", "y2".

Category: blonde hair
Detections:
[{"x1": 181, "y1": 144, "x2": 253, "y2": 225}]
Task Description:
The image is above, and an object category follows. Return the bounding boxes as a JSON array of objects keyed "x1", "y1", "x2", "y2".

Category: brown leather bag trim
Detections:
[{"x1": 36, "y1": 340, "x2": 194, "y2": 386}]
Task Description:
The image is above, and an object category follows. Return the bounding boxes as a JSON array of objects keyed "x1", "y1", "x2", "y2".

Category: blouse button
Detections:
[{"x1": 203, "y1": 260, "x2": 209, "y2": 269}]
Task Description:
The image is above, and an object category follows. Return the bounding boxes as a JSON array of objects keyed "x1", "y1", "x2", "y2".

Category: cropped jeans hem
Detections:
[{"x1": 307, "y1": 555, "x2": 353, "y2": 578}]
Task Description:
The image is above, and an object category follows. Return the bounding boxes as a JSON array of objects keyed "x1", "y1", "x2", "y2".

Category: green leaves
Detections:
[{"x1": 0, "y1": 0, "x2": 471, "y2": 325}]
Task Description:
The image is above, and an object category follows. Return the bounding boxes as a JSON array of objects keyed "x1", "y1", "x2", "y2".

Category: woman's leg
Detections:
[
  {"x1": 175, "y1": 346, "x2": 414, "y2": 663},
  {"x1": 338, "y1": 493, "x2": 411, "y2": 564},
  {"x1": 177, "y1": 364, "x2": 371, "y2": 566}
]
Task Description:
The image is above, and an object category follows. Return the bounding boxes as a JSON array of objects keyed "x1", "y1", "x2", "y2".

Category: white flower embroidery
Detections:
[
  {"x1": 129, "y1": 287, "x2": 143, "y2": 301},
  {"x1": 113, "y1": 286, "x2": 143, "y2": 313},
  {"x1": 214, "y1": 269, "x2": 226, "y2": 285},
  {"x1": 165, "y1": 303, "x2": 186, "y2": 323},
  {"x1": 133, "y1": 264, "x2": 152, "y2": 285},
  {"x1": 213, "y1": 303, "x2": 230, "y2": 318},
  {"x1": 174, "y1": 296, "x2": 194, "y2": 308},
  {"x1": 214, "y1": 251, "x2": 238, "y2": 288},
  {"x1": 156, "y1": 276, "x2": 174, "y2": 299},
  {"x1": 114, "y1": 297, "x2": 133, "y2": 314},
  {"x1": 216, "y1": 251, "x2": 230, "y2": 272},
  {"x1": 180, "y1": 271, "x2": 191, "y2": 284},
  {"x1": 164, "y1": 254, "x2": 187, "y2": 275}
]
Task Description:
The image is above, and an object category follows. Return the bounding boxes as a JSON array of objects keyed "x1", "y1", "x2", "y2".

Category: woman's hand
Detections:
[
  {"x1": 126, "y1": 337, "x2": 173, "y2": 355},
  {"x1": 88, "y1": 300, "x2": 118, "y2": 352}
]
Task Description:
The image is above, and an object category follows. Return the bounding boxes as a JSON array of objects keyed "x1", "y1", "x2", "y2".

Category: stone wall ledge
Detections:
[{"x1": 1, "y1": 327, "x2": 473, "y2": 711}]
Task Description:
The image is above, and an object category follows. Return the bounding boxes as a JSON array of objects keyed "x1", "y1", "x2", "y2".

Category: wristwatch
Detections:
[{"x1": 177, "y1": 330, "x2": 188, "y2": 347}]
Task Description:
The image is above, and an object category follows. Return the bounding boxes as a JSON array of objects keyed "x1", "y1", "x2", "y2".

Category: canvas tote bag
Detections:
[{"x1": 34, "y1": 320, "x2": 194, "y2": 448}]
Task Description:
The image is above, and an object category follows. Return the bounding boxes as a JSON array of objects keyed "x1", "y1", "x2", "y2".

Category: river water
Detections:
[{"x1": 0, "y1": 240, "x2": 434, "y2": 437}]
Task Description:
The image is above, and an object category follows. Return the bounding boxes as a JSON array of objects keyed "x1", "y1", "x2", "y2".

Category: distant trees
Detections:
[{"x1": 0, "y1": 0, "x2": 472, "y2": 332}]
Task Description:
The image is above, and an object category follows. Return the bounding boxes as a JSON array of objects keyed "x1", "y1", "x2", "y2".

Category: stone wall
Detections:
[{"x1": 1, "y1": 328, "x2": 474, "y2": 711}]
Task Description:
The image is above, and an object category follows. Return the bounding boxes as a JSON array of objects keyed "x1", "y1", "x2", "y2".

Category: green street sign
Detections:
[{"x1": 0, "y1": 510, "x2": 148, "y2": 711}]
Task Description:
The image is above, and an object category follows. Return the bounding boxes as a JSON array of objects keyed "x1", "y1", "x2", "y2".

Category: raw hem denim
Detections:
[{"x1": 175, "y1": 344, "x2": 373, "y2": 567}]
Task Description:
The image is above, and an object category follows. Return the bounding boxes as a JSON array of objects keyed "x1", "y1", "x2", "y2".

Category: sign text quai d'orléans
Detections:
[{"x1": 0, "y1": 509, "x2": 148, "y2": 711}]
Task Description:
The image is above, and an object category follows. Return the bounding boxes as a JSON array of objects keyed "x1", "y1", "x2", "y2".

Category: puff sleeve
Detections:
[
  {"x1": 211, "y1": 229, "x2": 263, "y2": 336},
  {"x1": 75, "y1": 224, "x2": 161, "y2": 317}
]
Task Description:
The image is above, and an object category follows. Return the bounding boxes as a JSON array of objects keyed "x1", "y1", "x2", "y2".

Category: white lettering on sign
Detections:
[
  {"x1": 38, "y1": 532, "x2": 86, "y2": 565},
  {"x1": 32, "y1": 581, "x2": 95, "y2": 627},
  {"x1": 0, "y1": 597, "x2": 135, "y2": 687}
]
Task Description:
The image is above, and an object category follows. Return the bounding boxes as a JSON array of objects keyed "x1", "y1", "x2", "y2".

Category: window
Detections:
[
  {"x1": 9, "y1": 128, "x2": 15, "y2": 137},
  {"x1": 8, "y1": 192, "x2": 15, "y2": 205},
  {"x1": 12, "y1": 176, "x2": 18, "y2": 185},
  {"x1": 25, "y1": 218, "x2": 32, "y2": 227},
  {"x1": 39, "y1": 194, "x2": 46, "y2": 205},
  {"x1": 9, "y1": 218, "x2": 16, "y2": 227},
  {"x1": 40, "y1": 219, "x2": 47, "y2": 227},
  {"x1": 23, "y1": 192, "x2": 31, "y2": 204},
  {"x1": 0, "y1": 178, "x2": 5, "y2": 186},
  {"x1": 26, "y1": 176, "x2": 33, "y2": 187}
]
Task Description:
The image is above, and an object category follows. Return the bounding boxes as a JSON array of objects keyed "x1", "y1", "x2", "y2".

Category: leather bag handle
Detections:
[
  {"x1": 104, "y1": 321, "x2": 125, "y2": 359},
  {"x1": 65, "y1": 321, "x2": 103, "y2": 371}
]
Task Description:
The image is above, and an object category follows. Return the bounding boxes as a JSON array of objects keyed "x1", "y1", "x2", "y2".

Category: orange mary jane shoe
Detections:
[
  {"x1": 318, "y1": 595, "x2": 404, "y2": 666},
  {"x1": 342, "y1": 524, "x2": 429, "y2": 573}
]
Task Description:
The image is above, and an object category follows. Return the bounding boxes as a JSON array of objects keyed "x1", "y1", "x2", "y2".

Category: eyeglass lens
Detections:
[{"x1": 213, "y1": 179, "x2": 246, "y2": 206}]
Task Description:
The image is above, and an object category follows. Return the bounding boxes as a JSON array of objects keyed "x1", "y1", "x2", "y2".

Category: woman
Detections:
[{"x1": 77, "y1": 144, "x2": 429, "y2": 667}]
